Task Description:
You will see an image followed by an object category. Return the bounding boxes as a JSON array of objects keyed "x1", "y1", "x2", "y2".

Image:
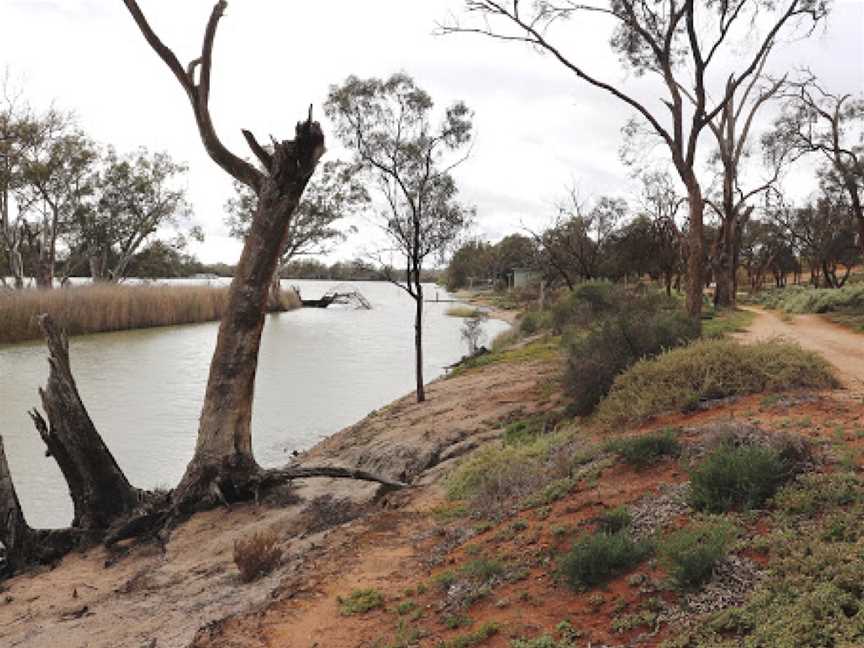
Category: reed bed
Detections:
[{"x1": 0, "y1": 283, "x2": 301, "y2": 345}]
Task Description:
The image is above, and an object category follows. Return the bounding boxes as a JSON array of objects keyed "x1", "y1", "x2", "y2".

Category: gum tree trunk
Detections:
[{"x1": 173, "y1": 123, "x2": 324, "y2": 508}]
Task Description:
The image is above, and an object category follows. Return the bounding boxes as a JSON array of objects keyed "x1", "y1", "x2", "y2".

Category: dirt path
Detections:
[{"x1": 737, "y1": 306, "x2": 864, "y2": 392}]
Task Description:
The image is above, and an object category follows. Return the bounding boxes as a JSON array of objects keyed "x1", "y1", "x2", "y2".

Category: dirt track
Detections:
[{"x1": 737, "y1": 306, "x2": 864, "y2": 392}]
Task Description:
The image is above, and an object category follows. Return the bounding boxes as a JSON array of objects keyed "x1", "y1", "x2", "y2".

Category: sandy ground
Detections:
[
  {"x1": 0, "y1": 322, "x2": 559, "y2": 648},
  {"x1": 737, "y1": 306, "x2": 864, "y2": 392}
]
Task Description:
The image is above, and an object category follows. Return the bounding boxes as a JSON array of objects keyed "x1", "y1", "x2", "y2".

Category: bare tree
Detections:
[
  {"x1": 772, "y1": 75, "x2": 864, "y2": 257},
  {"x1": 325, "y1": 73, "x2": 474, "y2": 403},
  {"x1": 443, "y1": 0, "x2": 829, "y2": 321},
  {"x1": 122, "y1": 0, "x2": 327, "y2": 506}
]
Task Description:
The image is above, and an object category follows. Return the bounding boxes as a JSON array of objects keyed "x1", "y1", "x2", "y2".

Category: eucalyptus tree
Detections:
[
  {"x1": 699, "y1": 50, "x2": 790, "y2": 307},
  {"x1": 325, "y1": 73, "x2": 474, "y2": 403},
  {"x1": 444, "y1": 0, "x2": 830, "y2": 322},
  {"x1": 530, "y1": 192, "x2": 627, "y2": 288},
  {"x1": 0, "y1": 76, "x2": 31, "y2": 289},
  {"x1": 17, "y1": 119, "x2": 98, "y2": 288},
  {"x1": 771, "y1": 75, "x2": 864, "y2": 257},
  {"x1": 76, "y1": 147, "x2": 194, "y2": 282},
  {"x1": 224, "y1": 160, "x2": 368, "y2": 306}
]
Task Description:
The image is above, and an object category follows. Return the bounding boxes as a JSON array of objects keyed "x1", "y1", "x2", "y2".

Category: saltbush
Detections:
[
  {"x1": 564, "y1": 307, "x2": 699, "y2": 416},
  {"x1": 338, "y1": 588, "x2": 384, "y2": 615},
  {"x1": 604, "y1": 429, "x2": 681, "y2": 469},
  {"x1": 559, "y1": 530, "x2": 652, "y2": 590},
  {"x1": 689, "y1": 444, "x2": 793, "y2": 513},
  {"x1": 659, "y1": 520, "x2": 736, "y2": 589},
  {"x1": 594, "y1": 506, "x2": 632, "y2": 534},
  {"x1": 596, "y1": 338, "x2": 837, "y2": 426}
]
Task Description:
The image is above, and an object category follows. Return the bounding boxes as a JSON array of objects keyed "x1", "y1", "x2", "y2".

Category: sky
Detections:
[{"x1": 1, "y1": 0, "x2": 862, "y2": 264}]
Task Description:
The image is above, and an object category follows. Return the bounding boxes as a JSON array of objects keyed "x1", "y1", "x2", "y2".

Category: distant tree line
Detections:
[{"x1": 0, "y1": 78, "x2": 205, "y2": 288}]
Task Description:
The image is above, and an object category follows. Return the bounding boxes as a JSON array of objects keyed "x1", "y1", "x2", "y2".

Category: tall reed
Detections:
[{"x1": 0, "y1": 284, "x2": 301, "y2": 345}]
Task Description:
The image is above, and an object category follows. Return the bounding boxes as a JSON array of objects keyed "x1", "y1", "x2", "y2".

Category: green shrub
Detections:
[
  {"x1": 439, "y1": 622, "x2": 499, "y2": 648},
  {"x1": 338, "y1": 588, "x2": 384, "y2": 615},
  {"x1": 503, "y1": 414, "x2": 559, "y2": 446},
  {"x1": 659, "y1": 520, "x2": 736, "y2": 589},
  {"x1": 604, "y1": 429, "x2": 681, "y2": 469},
  {"x1": 773, "y1": 472, "x2": 861, "y2": 516},
  {"x1": 559, "y1": 531, "x2": 653, "y2": 590},
  {"x1": 596, "y1": 338, "x2": 837, "y2": 426},
  {"x1": 445, "y1": 429, "x2": 587, "y2": 516},
  {"x1": 594, "y1": 506, "x2": 632, "y2": 534},
  {"x1": 564, "y1": 308, "x2": 699, "y2": 416},
  {"x1": 689, "y1": 444, "x2": 793, "y2": 513},
  {"x1": 520, "y1": 309, "x2": 552, "y2": 335},
  {"x1": 756, "y1": 284, "x2": 864, "y2": 314}
]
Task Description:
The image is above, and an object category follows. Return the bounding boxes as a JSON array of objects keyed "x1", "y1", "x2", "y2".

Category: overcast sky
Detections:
[{"x1": 1, "y1": 0, "x2": 862, "y2": 264}]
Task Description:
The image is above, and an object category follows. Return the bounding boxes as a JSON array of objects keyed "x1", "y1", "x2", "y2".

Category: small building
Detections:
[{"x1": 508, "y1": 268, "x2": 541, "y2": 290}]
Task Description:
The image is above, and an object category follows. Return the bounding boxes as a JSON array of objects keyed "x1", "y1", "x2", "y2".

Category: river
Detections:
[{"x1": 0, "y1": 280, "x2": 508, "y2": 528}]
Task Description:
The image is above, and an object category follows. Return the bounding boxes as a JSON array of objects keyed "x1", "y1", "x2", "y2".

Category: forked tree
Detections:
[{"x1": 443, "y1": 0, "x2": 829, "y2": 322}]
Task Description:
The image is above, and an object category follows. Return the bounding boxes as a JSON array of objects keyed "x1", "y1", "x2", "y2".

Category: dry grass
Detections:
[
  {"x1": 0, "y1": 283, "x2": 301, "y2": 345},
  {"x1": 233, "y1": 529, "x2": 283, "y2": 583}
]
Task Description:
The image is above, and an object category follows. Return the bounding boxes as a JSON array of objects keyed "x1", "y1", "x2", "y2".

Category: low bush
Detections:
[
  {"x1": 446, "y1": 305, "x2": 484, "y2": 318},
  {"x1": 564, "y1": 308, "x2": 699, "y2": 416},
  {"x1": 594, "y1": 506, "x2": 632, "y2": 534},
  {"x1": 754, "y1": 284, "x2": 864, "y2": 314},
  {"x1": 559, "y1": 530, "x2": 653, "y2": 590},
  {"x1": 439, "y1": 622, "x2": 499, "y2": 648},
  {"x1": 596, "y1": 338, "x2": 837, "y2": 426},
  {"x1": 689, "y1": 444, "x2": 794, "y2": 513},
  {"x1": 502, "y1": 414, "x2": 561, "y2": 446},
  {"x1": 604, "y1": 429, "x2": 681, "y2": 469},
  {"x1": 445, "y1": 443, "x2": 548, "y2": 511},
  {"x1": 520, "y1": 309, "x2": 552, "y2": 335},
  {"x1": 658, "y1": 520, "x2": 736, "y2": 589},
  {"x1": 664, "y1": 477, "x2": 864, "y2": 647},
  {"x1": 233, "y1": 529, "x2": 283, "y2": 582},
  {"x1": 773, "y1": 472, "x2": 861, "y2": 516},
  {"x1": 338, "y1": 588, "x2": 384, "y2": 615}
]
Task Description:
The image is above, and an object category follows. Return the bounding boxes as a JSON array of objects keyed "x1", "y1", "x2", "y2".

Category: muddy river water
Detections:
[{"x1": 0, "y1": 280, "x2": 508, "y2": 527}]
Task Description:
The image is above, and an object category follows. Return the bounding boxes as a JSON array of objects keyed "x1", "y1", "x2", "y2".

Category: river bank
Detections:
[{"x1": 0, "y1": 302, "x2": 544, "y2": 648}]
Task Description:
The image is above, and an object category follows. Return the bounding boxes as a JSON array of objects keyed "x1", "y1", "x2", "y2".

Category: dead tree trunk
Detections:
[
  {"x1": 123, "y1": 1, "x2": 325, "y2": 509},
  {"x1": 0, "y1": 436, "x2": 34, "y2": 572},
  {"x1": 28, "y1": 315, "x2": 140, "y2": 530},
  {"x1": 0, "y1": 436, "x2": 79, "y2": 575}
]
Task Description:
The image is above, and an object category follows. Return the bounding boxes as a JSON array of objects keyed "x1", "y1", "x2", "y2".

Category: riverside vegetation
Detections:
[
  {"x1": 0, "y1": 283, "x2": 301, "y2": 345},
  {"x1": 287, "y1": 282, "x2": 852, "y2": 647}
]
